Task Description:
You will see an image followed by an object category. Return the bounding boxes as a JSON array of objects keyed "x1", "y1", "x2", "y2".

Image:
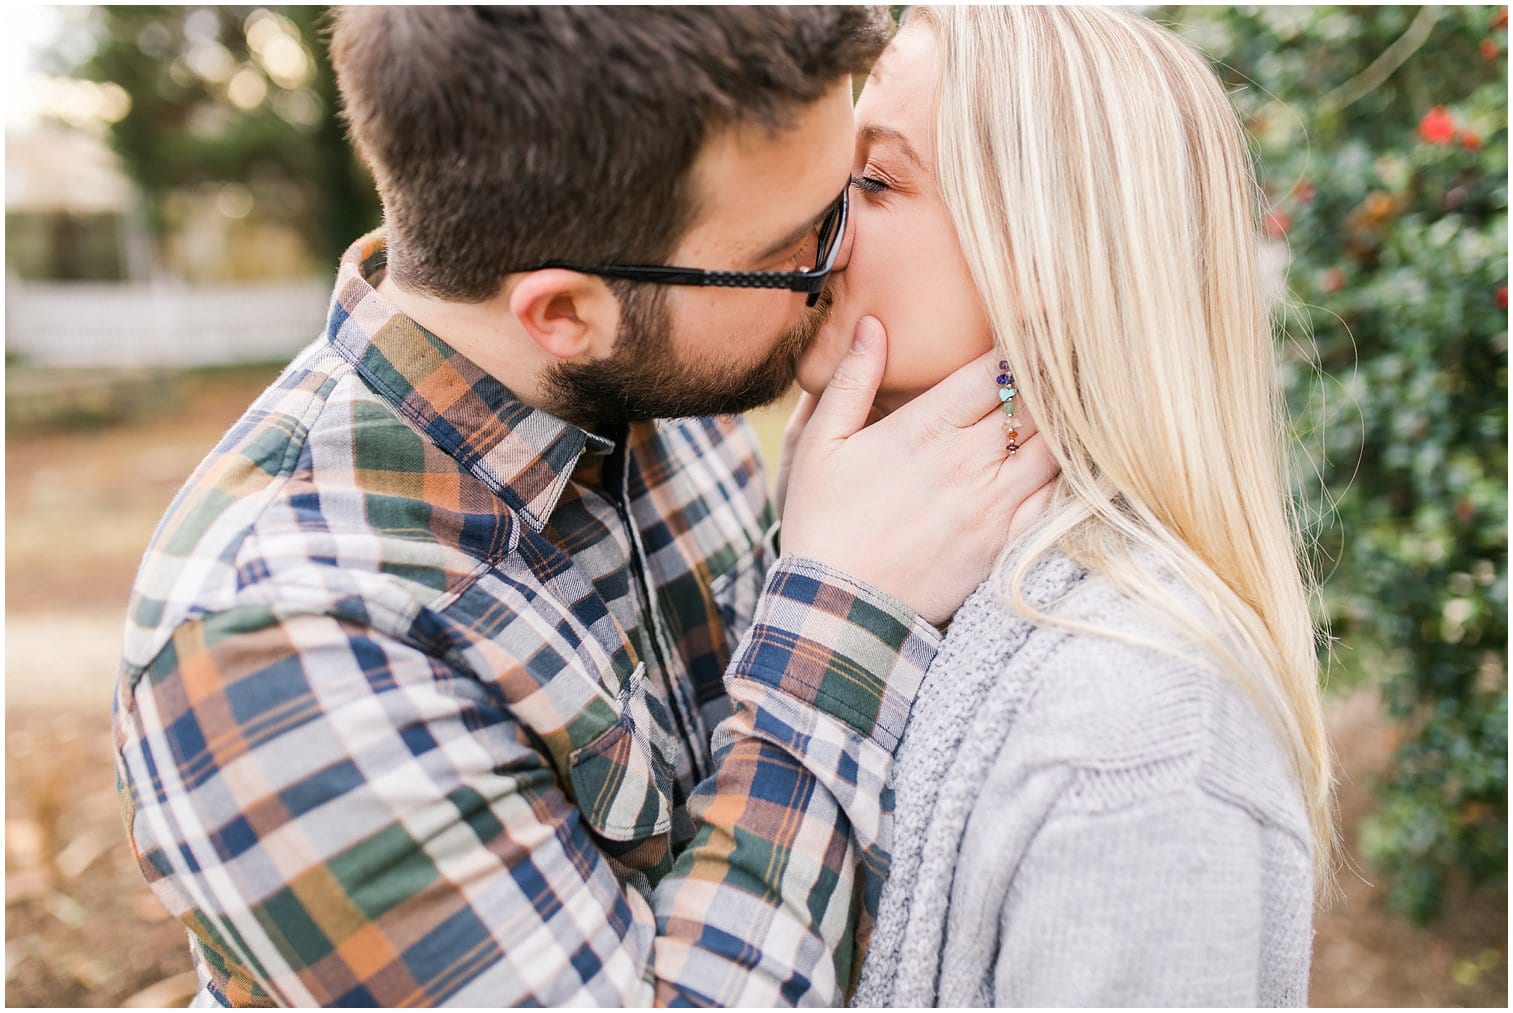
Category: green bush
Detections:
[{"x1": 1163, "y1": 5, "x2": 1507, "y2": 921}]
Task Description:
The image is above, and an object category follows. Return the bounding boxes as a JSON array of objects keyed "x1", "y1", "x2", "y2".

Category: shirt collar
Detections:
[{"x1": 324, "y1": 231, "x2": 614, "y2": 530}]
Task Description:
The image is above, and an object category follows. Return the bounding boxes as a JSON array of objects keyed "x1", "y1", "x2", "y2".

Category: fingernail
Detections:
[{"x1": 850, "y1": 316, "x2": 879, "y2": 354}]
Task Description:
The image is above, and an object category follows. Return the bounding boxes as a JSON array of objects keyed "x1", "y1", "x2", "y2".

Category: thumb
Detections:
[
  {"x1": 808, "y1": 316, "x2": 887, "y2": 442},
  {"x1": 781, "y1": 389, "x2": 821, "y2": 446}
]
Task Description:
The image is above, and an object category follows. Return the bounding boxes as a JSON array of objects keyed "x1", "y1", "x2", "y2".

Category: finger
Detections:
[
  {"x1": 806, "y1": 315, "x2": 887, "y2": 443},
  {"x1": 968, "y1": 400, "x2": 1038, "y2": 452},
  {"x1": 995, "y1": 431, "x2": 1059, "y2": 542},
  {"x1": 783, "y1": 390, "x2": 821, "y2": 441},
  {"x1": 990, "y1": 429, "x2": 1058, "y2": 504},
  {"x1": 1006, "y1": 481, "x2": 1056, "y2": 541},
  {"x1": 898, "y1": 349, "x2": 1018, "y2": 430}
]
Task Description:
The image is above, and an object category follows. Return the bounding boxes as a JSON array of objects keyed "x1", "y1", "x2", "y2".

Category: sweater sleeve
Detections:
[{"x1": 991, "y1": 784, "x2": 1270, "y2": 1007}]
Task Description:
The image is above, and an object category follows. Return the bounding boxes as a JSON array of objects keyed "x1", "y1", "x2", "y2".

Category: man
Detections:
[{"x1": 113, "y1": 7, "x2": 1052, "y2": 1006}]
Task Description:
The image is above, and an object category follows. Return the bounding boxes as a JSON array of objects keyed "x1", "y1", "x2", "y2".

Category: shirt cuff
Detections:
[{"x1": 726, "y1": 556, "x2": 942, "y2": 754}]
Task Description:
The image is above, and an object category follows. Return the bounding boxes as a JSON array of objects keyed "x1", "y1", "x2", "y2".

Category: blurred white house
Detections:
[{"x1": 6, "y1": 120, "x2": 329, "y2": 369}]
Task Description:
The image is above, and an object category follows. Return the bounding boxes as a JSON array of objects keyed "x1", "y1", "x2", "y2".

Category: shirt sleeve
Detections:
[
  {"x1": 115, "y1": 557, "x2": 938, "y2": 1007},
  {"x1": 652, "y1": 556, "x2": 940, "y2": 1004}
]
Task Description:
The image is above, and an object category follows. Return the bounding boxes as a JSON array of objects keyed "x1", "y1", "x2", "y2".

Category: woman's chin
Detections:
[
  {"x1": 793, "y1": 333, "x2": 852, "y2": 398},
  {"x1": 793, "y1": 371, "x2": 832, "y2": 402}
]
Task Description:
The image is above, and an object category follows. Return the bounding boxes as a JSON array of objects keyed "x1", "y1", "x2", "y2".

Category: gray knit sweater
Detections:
[{"x1": 852, "y1": 549, "x2": 1315, "y2": 1007}]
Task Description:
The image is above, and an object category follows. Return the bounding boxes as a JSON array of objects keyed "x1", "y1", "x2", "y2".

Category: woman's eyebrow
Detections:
[{"x1": 857, "y1": 123, "x2": 925, "y2": 170}]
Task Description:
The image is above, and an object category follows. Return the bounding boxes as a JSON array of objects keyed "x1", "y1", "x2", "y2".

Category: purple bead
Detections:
[
  {"x1": 996, "y1": 373, "x2": 1009, "y2": 385},
  {"x1": 998, "y1": 359, "x2": 1010, "y2": 370}
]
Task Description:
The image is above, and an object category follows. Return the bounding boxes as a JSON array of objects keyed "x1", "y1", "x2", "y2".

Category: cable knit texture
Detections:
[{"x1": 851, "y1": 548, "x2": 1315, "y2": 1007}]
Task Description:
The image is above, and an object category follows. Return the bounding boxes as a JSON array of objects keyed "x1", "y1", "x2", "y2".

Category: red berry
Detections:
[
  {"x1": 1462, "y1": 131, "x2": 1483, "y2": 151},
  {"x1": 1418, "y1": 106, "x2": 1457, "y2": 145},
  {"x1": 1264, "y1": 210, "x2": 1291, "y2": 238},
  {"x1": 1497, "y1": 286, "x2": 1508, "y2": 310},
  {"x1": 1481, "y1": 38, "x2": 1500, "y2": 60}
]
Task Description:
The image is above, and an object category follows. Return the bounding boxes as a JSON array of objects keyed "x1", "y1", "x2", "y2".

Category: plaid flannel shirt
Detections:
[{"x1": 113, "y1": 234, "x2": 941, "y2": 1006}]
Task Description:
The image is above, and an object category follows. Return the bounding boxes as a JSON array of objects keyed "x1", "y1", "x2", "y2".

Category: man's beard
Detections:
[{"x1": 542, "y1": 286, "x2": 832, "y2": 435}]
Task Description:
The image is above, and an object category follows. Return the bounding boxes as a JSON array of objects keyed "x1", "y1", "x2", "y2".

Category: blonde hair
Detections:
[{"x1": 913, "y1": 5, "x2": 1336, "y2": 883}]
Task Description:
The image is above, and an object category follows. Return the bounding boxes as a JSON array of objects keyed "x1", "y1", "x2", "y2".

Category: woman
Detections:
[{"x1": 791, "y1": 7, "x2": 1335, "y2": 1006}]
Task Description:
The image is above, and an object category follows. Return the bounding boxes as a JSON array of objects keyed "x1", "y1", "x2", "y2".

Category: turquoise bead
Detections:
[{"x1": 998, "y1": 388, "x2": 1013, "y2": 402}]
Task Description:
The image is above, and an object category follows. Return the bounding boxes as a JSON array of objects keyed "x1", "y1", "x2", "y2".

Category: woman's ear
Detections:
[{"x1": 506, "y1": 269, "x2": 622, "y2": 361}]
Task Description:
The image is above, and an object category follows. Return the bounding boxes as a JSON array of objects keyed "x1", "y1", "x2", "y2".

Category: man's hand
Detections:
[
  {"x1": 774, "y1": 390, "x2": 817, "y2": 521},
  {"x1": 779, "y1": 316, "x2": 1059, "y2": 626}
]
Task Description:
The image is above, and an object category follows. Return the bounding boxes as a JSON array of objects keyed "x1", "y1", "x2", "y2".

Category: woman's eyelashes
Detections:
[{"x1": 850, "y1": 174, "x2": 890, "y2": 195}]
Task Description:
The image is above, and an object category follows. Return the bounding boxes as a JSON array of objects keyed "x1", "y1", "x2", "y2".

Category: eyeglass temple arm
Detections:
[
  {"x1": 531, "y1": 262, "x2": 822, "y2": 292},
  {"x1": 519, "y1": 188, "x2": 846, "y2": 295}
]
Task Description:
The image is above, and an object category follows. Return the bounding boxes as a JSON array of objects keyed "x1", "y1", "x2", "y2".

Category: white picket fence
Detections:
[{"x1": 4, "y1": 278, "x2": 333, "y2": 368}]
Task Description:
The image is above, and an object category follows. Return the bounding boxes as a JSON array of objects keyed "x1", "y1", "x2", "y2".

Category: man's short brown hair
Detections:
[{"x1": 330, "y1": 6, "x2": 890, "y2": 302}]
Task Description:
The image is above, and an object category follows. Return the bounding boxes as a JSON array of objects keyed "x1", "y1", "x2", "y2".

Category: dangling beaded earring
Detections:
[{"x1": 997, "y1": 360, "x2": 1019, "y2": 457}]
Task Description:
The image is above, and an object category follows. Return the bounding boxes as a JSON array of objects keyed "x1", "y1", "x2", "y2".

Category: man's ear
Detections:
[{"x1": 506, "y1": 269, "x2": 622, "y2": 361}]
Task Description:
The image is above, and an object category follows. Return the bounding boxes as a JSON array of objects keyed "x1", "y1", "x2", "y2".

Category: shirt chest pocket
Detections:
[
  {"x1": 707, "y1": 535, "x2": 771, "y2": 656},
  {"x1": 567, "y1": 661, "x2": 674, "y2": 848}
]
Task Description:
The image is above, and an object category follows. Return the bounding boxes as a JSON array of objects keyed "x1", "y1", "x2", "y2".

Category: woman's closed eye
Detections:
[{"x1": 850, "y1": 174, "x2": 890, "y2": 196}]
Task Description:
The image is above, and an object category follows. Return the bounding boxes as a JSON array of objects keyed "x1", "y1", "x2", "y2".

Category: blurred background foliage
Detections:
[
  {"x1": 51, "y1": 5, "x2": 377, "y2": 274},
  {"x1": 27, "y1": 0, "x2": 1509, "y2": 947},
  {"x1": 1161, "y1": 4, "x2": 1508, "y2": 922}
]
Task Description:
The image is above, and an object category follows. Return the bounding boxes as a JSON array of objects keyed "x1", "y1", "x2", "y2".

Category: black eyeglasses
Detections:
[{"x1": 509, "y1": 186, "x2": 848, "y2": 308}]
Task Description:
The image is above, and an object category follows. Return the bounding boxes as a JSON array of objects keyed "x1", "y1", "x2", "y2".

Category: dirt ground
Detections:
[{"x1": 4, "y1": 366, "x2": 1506, "y2": 1007}]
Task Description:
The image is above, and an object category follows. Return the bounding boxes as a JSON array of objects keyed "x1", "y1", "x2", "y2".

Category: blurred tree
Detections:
[
  {"x1": 57, "y1": 5, "x2": 378, "y2": 273},
  {"x1": 1162, "y1": 5, "x2": 1507, "y2": 921}
]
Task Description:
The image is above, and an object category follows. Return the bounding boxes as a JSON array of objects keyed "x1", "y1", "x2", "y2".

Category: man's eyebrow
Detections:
[
  {"x1": 858, "y1": 123, "x2": 925, "y2": 170},
  {"x1": 753, "y1": 194, "x2": 839, "y2": 265}
]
